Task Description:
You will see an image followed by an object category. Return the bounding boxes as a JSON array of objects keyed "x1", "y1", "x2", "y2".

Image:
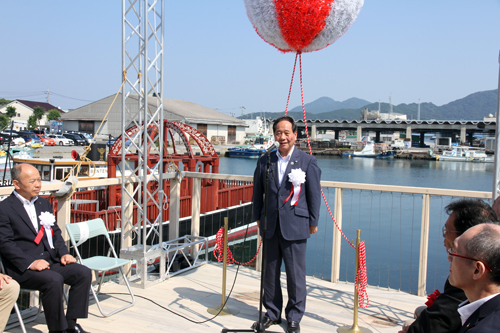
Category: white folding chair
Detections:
[{"x1": 66, "y1": 218, "x2": 135, "y2": 317}]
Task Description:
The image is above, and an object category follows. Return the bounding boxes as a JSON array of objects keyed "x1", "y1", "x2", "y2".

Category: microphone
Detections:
[{"x1": 264, "y1": 142, "x2": 279, "y2": 155}]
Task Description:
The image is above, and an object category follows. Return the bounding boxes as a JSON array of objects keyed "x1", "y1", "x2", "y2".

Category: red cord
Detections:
[
  {"x1": 283, "y1": 52, "x2": 369, "y2": 308},
  {"x1": 213, "y1": 227, "x2": 262, "y2": 266}
]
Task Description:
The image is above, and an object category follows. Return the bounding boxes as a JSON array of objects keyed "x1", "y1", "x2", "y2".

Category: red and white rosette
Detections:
[
  {"x1": 244, "y1": 0, "x2": 364, "y2": 53},
  {"x1": 36, "y1": 211, "x2": 55, "y2": 249},
  {"x1": 286, "y1": 168, "x2": 306, "y2": 206}
]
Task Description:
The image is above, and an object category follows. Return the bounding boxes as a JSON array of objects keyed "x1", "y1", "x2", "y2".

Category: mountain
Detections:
[
  {"x1": 288, "y1": 96, "x2": 371, "y2": 114},
  {"x1": 241, "y1": 90, "x2": 498, "y2": 121}
]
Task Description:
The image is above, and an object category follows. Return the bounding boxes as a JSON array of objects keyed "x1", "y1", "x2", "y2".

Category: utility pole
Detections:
[
  {"x1": 45, "y1": 88, "x2": 52, "y2": 104},
  {"x1": 417, "y1": 98, "x2": 421, "y2": 121}
]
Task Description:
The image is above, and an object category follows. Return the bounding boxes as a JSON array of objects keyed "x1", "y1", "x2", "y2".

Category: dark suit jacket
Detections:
[
  {"x1": 0, "y1": 193, "x2": 69, "y2": 281},
  {"x1": 252, "y1": 147, "x2": 321, "y2": 241},
  {"x1": 458, "y1": 294, "x2": 500, "y2": 333},
  {"x1": 408, "y1": 278, "x2": 466, "y2": 333}
]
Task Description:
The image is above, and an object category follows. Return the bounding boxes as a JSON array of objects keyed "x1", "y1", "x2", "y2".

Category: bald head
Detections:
[{"x1": 11, "y1": 163, "x2": 41, "y2": 200}]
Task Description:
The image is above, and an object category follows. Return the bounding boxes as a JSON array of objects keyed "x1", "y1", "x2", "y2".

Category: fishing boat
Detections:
[
  {"x1": 433, "y1": 146, "x2": 492, "y2": 162},
  {"x1": 226, "y1": 135, "x2": 275, "y2": 158},
  {"x1": 344, "y1": 142, "x2": 395, "y2": 158}
]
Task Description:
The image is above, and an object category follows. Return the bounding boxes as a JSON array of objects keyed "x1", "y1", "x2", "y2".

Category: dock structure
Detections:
[{"x1": 6, "y1": 263, "x2": 424, "y2": 333}]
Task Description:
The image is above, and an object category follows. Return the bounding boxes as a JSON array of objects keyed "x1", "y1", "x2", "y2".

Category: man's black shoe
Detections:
[
  {"x1": 251, "y1": 315, "x2": 282, "y2": 329},
  {"x1": 286, "y1": 321, "x2": 300, "y2": 333},
  {"x1": 66, "y1": 324, "x2": 89, "y2": 333}
]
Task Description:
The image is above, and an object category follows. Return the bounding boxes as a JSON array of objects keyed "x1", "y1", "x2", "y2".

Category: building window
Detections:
[
  {"x1": 197, "y1": 124, "x2": 207, "y2": 136},
  {"x1": 17, "y1": 113, "x2": 20, "y2": 117}
]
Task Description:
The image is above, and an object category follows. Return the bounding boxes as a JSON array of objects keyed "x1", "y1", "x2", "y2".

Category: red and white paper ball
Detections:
[{"x1": 244, "y1": 0, "x2": 364, "y2": 53}]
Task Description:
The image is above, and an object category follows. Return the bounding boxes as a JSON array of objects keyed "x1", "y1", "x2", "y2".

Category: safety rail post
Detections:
[
  {"x1": 169, "y1": 177, "x2": 181, "y2": 240},
  {"x1": 191, "y1": 177, "x2": 202, "y2": 258},
  {"x1": 331, "y1": 187, "x2": 343, "y2": 283},
  {"x1": 56, "y1": 198, "x2": 71, "y2": 242},
  {"x1": 418, "y1": 193, "x2": 431, "y2": 297}
]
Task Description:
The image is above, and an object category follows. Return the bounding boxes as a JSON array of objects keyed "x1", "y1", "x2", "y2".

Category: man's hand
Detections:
[
  {"x1": 30, "y1": 259, "x2": 51, "y2": 271},
  {"x1": 0, "y1": 273, "x2": 13, "y2": 289},
  {"x1": 61, "y1": 254, "x2": 77, "y2": 265},
  {"x1": 310, "y1": 226, "x2": 318, "y2": 235}
]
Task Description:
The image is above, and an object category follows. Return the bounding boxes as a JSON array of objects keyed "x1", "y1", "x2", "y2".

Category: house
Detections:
[
  {"x1": 60, "y1": 94, "x2": 248, "y2": 144},
  {"x1": 0, "y1": 100, "x2": 64, "y2": 130}
]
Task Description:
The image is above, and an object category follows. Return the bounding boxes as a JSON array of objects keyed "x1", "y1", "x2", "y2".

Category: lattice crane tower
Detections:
[{"x1": 120, "y1": 0, "x2": 165, "y2": 288}]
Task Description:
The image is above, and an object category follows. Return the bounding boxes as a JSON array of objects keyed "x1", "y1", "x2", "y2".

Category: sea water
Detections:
[{"x1": 218, "y1": 156, "x2": 495, "y2": 294}]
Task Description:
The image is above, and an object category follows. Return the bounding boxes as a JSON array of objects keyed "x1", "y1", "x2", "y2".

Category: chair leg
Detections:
[
  {"x1": 13, "y1": 303, "x2": 27, "y2": 333},
  {"x1": 90, "y1": 267, "x2": 135, "y2": 317}
]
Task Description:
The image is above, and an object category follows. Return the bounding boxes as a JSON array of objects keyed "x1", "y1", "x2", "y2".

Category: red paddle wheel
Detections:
[{"x1": 107, "y1": 121, "x2": 219, "y2": 211}]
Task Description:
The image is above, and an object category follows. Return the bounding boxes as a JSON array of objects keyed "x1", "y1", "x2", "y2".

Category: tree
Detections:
[
  {"x1": 32, "y1": 106, "x2": 45, "y2": 126},
  {"x1": 47, "y1": 109, "x2": 60, "y2": 121},
  {"x1": 27, "y1": 115, "x2": 38, "y2": 130},
  {"x1": 0, "y1": 98, "x2": 11, "y2": 106},
  {"x1": 0, "y1": 114, "x2": 9, "y2": 130},
  {"x1": 5, "y1": 105, "x2": 16, "y2": 118}
]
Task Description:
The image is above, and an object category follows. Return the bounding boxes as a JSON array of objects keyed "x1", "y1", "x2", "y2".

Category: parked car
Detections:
[
  {"x1": 106, "y1": 136, "x2": 131, "y2": 148},
  {"x1": 0, "y1": 132, "x2": 25, "y2": 146},
  {"x1": 36, "y1": 134, "x2": 56, "y2": 146},
  {"x1": 68, "y1": 131, "x2": 93, "y2": 144},
  {"x1": 15, "y1": 131, "x2": 43, "y2": 146},
  {"x1": 63, "y1": 133, "x2": 86, "y2": 146},
  {"x1": 47, "y1": 134, "x2": 73, "y2": 146}
]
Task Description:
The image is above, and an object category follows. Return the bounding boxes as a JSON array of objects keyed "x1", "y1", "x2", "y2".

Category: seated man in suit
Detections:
[
  {"x1": 448, "y1": 223, "x2": 500, "y2": 332},
  {"x1": 400, "y1": 199, "x2": 499, "y2": 333},
  {"x1": 0, "y1": 163, "x2": 92, "y2": 333},
  {"x1": 0, "y1": 272, "x2": 20, "y2": 332}
]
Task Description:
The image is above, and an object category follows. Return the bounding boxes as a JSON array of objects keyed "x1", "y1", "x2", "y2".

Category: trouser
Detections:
[
  {"x1": 0, "y1": 279, "x2": 20, "y2": 332},
  {"x1": 18, "y1": 262, "x2": 91, "y2": 331},
  {"x1": 263, "y1": 222, "x2": 308, "y2": 322}
]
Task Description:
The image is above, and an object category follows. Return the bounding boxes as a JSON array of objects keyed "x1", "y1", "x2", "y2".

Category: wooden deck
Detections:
[{"x1": 5, "y1": 263, "x2": 425, "y2": 333}]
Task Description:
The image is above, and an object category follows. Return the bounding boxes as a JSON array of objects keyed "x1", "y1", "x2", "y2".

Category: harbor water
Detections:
[{"x1": 218, "y1": 156, "x2": 495, "y2": 294}]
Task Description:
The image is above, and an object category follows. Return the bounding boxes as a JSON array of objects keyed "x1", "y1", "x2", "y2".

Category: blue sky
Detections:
[{"x1": 1, "y1": 1, "x2": 500, "y2": 117}]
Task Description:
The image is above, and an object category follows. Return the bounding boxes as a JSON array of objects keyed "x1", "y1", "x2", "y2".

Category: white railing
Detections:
[{"x1": 0, "y1": 172, "x2": 491, "y2": 296}]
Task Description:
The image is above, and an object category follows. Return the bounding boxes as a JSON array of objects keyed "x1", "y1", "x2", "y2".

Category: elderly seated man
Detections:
[
  {"x1": 400, "y1": 199, "x2": 499, "y2": 333},
  {"x1": 448, "y1": 223, "x2": 500, "y2": 332},
  {"x1": 0, "y1": 164, "x2": 92, "y2": 333}
]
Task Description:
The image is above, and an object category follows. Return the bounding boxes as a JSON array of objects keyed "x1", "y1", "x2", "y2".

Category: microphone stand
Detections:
[{"x1": 222, "y1": 149, "x2": 274, "y2": 333}]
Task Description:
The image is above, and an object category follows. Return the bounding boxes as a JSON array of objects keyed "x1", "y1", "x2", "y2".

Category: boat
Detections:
[
  {"x1": 345, "y1": 142, "x2": 395, "y2": 158},
  {"x1": 0, "y1": 147, "x2": 36, "y2": 174},
  {"x1": 433, "y1": 146, "x2": 492, "y2": 162},
  {"x1": 226, "y1": 144, "x2": 268, "y2": 158}
]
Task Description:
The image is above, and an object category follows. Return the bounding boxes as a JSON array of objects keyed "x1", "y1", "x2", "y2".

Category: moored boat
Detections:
[{"x1": 344, "y1": 142, "x2": 395, "y2": 158}]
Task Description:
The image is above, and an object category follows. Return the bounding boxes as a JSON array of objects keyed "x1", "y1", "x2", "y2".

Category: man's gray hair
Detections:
[{"x1": 465, "y1": 223, "x2": 500, "y2": 284}]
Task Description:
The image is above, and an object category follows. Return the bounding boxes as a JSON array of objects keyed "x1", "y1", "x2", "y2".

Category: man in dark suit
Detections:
[
  {"x1": 448, "y1": 223, "x2": 500, "y2": 332},
  {"x1": 402, "y1": 199, "x2": 499, "y2": 333},
  {"x1": 252, "y1": 116, "x2": 321, "y2": 333},
  {"x1": 0, "y1": 163, "x2": 92, "y2": 333}
]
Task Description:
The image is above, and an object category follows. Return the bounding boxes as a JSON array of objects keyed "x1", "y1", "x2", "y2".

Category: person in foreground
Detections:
[
  {"x1": 401, "y1": 199, "x2": 499, "y2": 333},
  {"x1": 0, "y1": 164, "x2": 92, "y2": 333},
  {"x1": 252, "y1": 116, "x2": 322, "y2": 333},
  {"x1": 0, "y1": 272, "x2": 20, "y2": 332},
  {"x1": 448, "y1": 223, "x2": 500, "y2": 332}
]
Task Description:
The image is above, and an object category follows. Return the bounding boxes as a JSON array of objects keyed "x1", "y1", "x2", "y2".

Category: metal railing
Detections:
[{"x1": 0, "y1": 172, "x2": 492, "y2": 297}]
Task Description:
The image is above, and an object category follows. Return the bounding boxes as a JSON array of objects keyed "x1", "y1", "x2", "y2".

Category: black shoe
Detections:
[
  {"x1": 66, "y1": 324, "x2": 89, "y2": 333},
  {"x1": 287, "y1": 321, "x2": 300, "y2": 333},
  {"x1": 251, "y1": 315, "x2": 282, "y2": 329}
]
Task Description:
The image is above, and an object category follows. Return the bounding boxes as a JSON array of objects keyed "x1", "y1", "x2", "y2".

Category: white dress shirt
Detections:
[
  {"x1": 277, "y1": 146, "x2": 294, "y2": 185},
  {"x1": 458, "y1": 292, "x2": 500, "y2": 325}
]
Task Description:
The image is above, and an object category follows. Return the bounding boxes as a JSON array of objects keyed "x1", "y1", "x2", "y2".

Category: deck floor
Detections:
[{"x1": 5, "y1": 263, "x2": 425, "y2": 333}]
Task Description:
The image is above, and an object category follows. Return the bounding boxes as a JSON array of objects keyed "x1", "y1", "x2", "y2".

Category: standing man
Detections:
[
  {"x1": 252, "y1": 116, "x2": 321, "y2": 333},
  {"x1": 0, "y1": 164, "x2": 92, "y2": 333},
  {"x1": 448, "y1": 223, "x2": 500, "y2": 332},
  {"x1": 402, "y1": 199, "x2": 499, "y2": 333}
]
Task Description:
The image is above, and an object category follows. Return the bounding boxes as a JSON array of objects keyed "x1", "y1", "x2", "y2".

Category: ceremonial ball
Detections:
[{"x1": 244, "y1": 0, "x2": 364, "y2": 53}]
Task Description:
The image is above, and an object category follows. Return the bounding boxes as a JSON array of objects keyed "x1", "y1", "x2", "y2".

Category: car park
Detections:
[
  {"x1": 68, "y1": 131, "x2": 93, "y2": 144},
  {"x1": 0, "y1": 132, "x2": 25, "y2": 146},
  {"x1": 47, "y1": 134, "x2": 73, "y2": 146},
  {"x1": 36, "y1": 134, "x2": 56, "y2": 146},
  {"x1": 63, "y1": 133, "x2": 86, "y2": 146}
]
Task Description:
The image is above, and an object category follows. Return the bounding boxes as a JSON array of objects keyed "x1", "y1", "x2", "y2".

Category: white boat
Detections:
[
  {"x1": 434, "y1": 146, "x2": 492, "y2": 162},
  {"x1": 349, "y1": 142, "x2": 395, "y2": 158}
]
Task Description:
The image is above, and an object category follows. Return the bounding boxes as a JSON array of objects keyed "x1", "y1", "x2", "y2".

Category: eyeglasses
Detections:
[
  {"x1": 442, "y1": 226, "x2": 459, "y2": 237},
  {"x1": 447, "y1": 249, "x2": 493, "y2": 272}
]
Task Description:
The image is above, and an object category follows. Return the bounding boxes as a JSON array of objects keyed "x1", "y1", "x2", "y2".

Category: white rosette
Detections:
[
  {"x1": 39, "y1": 211, "x2": 56, "y2": 249},
  {"x1": 288, "y1": 168, "x2": 306, "y2": 206}
]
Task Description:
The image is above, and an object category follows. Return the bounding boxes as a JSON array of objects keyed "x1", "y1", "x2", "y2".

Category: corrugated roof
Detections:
[{"x1": 61, "y1": 94, "x2": 245, "y2": 126}]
